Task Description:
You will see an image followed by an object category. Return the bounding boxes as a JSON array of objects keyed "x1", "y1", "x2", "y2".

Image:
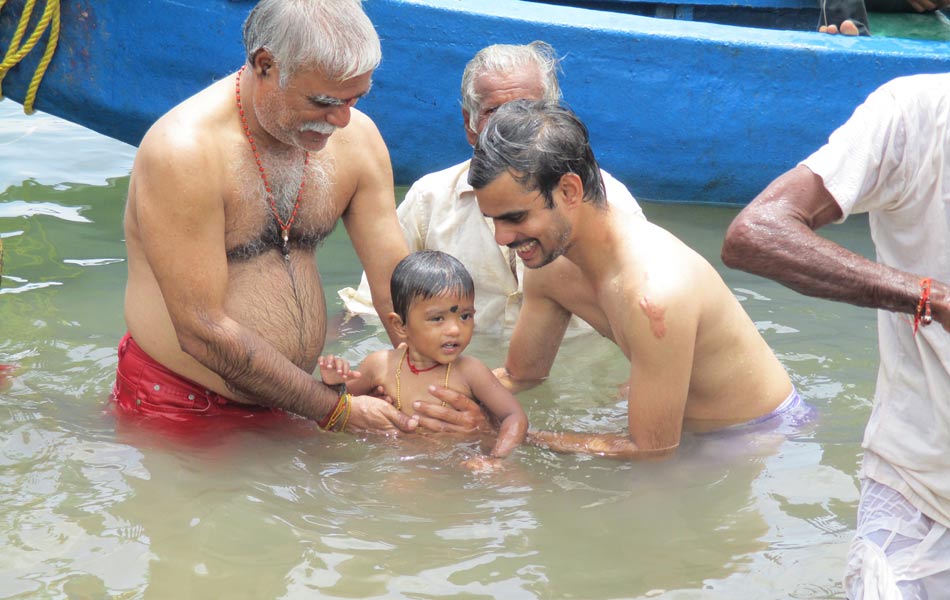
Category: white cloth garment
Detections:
[
  {"x1": 802, "y1": 73, "x2": 950, "y2": 597},
  {"x1": 845, "y1": 479, "x2": 950, "y2": 599},
  {"x1": 338, "y1": 159, "x2": 644, "y2": 335}
]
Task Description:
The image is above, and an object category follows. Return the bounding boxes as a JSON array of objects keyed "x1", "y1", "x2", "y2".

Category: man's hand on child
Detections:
[
  {"x1": 346, "y1": 394, "x2": 419, "y2": 435},
  {"x1": 411, "y1": 386, "x2": 493, "y2": 434},
  {"x1": 369, "y1": 384, "x2": 398, "y2": 407}
]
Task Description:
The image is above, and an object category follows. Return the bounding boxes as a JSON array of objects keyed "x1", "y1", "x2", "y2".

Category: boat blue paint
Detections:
[{"x1": 2, "y1": 0, "x2": 948, "y2": 204}]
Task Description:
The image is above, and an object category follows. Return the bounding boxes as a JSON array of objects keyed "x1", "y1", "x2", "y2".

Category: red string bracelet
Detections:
[
  {"x1": 913, "y1": 277, "x2": 933, "y2": 335},
  {"x1": 318, "y1": 384, "x2": 350, "y2": 431}
]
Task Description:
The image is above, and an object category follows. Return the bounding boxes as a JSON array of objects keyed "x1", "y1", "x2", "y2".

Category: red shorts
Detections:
[
  {"x1": 111, "y1": 332, "x2": 284, "y2": 423},
  {"x1": 0, "y1": 364, "x2": 14, "y2": 388}
]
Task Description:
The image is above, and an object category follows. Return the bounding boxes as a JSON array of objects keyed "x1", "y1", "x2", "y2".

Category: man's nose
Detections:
[
  {"x1": 493, "y1": 221, "x2": 516, "y2": 247},
  {"x1": 326, "y1": 104, "x2": 352, "y2": 128}
]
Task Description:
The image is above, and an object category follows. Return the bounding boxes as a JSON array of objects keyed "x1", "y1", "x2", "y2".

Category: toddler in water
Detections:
[{"x1": 320, "y1": 250, "x2": 528, "y2": 461}]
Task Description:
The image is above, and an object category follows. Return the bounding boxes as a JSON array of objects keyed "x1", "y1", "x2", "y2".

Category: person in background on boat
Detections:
[
  {"x1": 114, "y1": 0, "x2": 418, "y2": 433},
  {"x1": 721, "y1": 73, "x2": 950, "y2": 598},
  {"x1": 465, "y1": 99, "x2": 804, "y2": 459},
  {"x1": 320, "y1": 250, "x2": 528, "y2": 468},
  {"x1": 818, "y1": 0, "x2": 949, "y2": 35},
  {"x1": 338, "y1": 41, "x2": 645, "y2": 336}
]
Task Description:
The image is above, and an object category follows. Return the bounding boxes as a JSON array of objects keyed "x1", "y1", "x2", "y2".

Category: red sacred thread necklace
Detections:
[
  {"x1": 406, "y1": 350, "x2": 440, "y2": 374},
  {"x1": 235, "y1": 65, "x2": 309, "y2": 260},
  {"x1": 394, "y1": 346, "x2": 451, "y2": 412}
]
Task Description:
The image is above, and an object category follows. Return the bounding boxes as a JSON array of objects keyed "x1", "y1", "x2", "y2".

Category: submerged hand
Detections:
[{"x1": 462, "y1": 455, "x2": 505, "y2": 473}]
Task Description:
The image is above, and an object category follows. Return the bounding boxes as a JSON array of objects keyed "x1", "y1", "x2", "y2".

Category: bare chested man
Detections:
[
  {"x1": 468, "y1": 100, "x2": 801, "y2": 459},
  {"x1": 114, "y1": 0, "x2": 416, "y2": 433}
]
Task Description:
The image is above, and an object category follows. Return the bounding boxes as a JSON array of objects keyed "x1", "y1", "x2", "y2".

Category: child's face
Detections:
[{"x1": 403, "y1": 292, "x2": 476, "y2": 364}]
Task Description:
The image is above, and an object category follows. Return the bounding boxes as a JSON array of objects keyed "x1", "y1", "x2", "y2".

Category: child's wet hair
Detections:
[{"x1": 391, "y1": 250, "x2": 475, "y2": 323}]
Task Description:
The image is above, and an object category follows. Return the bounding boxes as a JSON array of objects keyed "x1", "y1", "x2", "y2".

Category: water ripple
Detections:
[{"x1": 0, "y1": 200, "x2": 91, "y2": 223}]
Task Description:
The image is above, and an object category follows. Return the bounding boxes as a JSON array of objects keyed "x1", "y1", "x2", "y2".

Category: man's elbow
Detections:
[
  {"x1": 498, "y1": 364, "x2": 546, "y2": 393},
  {"x1": 505, "y1": 353, "x2": 552, "y2": 381},
  {"x1": 172, "y1": 312, "x2": 228, "y2": 364},
  {"x1": 720, "y1": 212, "x2": 764, "y2": 272}
]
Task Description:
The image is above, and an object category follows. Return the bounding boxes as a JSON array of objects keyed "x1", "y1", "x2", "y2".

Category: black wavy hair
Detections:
[{"x1": 391, "y1": 250, "x2": 475, "y2": 323}]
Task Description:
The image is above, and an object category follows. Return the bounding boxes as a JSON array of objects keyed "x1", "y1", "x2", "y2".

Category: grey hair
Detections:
[
  {"x1": 468, "y1": 100, "x2": 606, "y2": 208},
  {"x1": 460, "y1": 41, "x2": 562, "y2": 133},
  {"x1": 391, "y1": 251, "x2": 475, "y2": 323},
  {"x1": 243, "y1": 0, "x2": 381, "y2": 86}
]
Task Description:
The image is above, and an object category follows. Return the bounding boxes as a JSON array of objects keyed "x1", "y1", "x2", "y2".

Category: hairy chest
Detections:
[{"x1": 224, "y1": 155, "x2": 348, "y2": 261}]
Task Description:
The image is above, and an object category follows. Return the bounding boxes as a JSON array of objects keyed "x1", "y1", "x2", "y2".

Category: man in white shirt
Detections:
[
  {"x1": 339, "y1": 41, "x2": 643, "y2": 335},
  {"x1": 722, "y1": 74, "x2": 950, "y2": 598}
]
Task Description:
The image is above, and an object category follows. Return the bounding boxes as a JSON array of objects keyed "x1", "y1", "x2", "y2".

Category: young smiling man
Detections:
[{"x1": 468, "y1": 100, "x2": 801, "y2": 459}]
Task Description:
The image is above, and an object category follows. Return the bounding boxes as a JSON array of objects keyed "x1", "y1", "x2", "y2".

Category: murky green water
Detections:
[
  {"x1": 0, "y1": 99, "x2": 876, "y2": 599},
  {"x1": 872, "y1": 10, "x2": 950, "y2": 40}
]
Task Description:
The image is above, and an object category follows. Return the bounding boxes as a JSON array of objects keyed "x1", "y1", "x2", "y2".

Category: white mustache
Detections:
[{"x1": 300, "y1": 121, "x2": 336, "y2": 135}]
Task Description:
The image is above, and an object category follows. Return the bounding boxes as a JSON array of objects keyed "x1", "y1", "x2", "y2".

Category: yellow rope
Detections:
[{"x1": 0, "y1": 0, "x2": 61, "y2": 114}]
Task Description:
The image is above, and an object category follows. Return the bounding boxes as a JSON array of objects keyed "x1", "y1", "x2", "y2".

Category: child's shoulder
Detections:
[
  {"x1": 452, "y1": 354, "x2": 491, "y2": 378},
  {"x1": 363, "y1": 347, "x2": 399, "y2": 360},
  {"x1": 358, "y1": 348, "x2": 400, "y2": 372}
]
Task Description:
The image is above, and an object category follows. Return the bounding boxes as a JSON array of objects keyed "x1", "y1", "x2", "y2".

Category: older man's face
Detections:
[
  {"x1": 463, "y1": 65, "x2": 546, "y2": 145},
  {"x1": 255, "y1": 63, "x2": 372, "y2": 153}
]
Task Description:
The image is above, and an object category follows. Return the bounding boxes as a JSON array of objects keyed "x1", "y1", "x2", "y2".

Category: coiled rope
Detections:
[{"x1": 0, "y1": 0, "x2": 61, "y2": 114}]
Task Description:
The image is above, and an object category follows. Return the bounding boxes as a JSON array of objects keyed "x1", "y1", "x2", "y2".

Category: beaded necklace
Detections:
[
  {"x1": 235, "y1": 65, "x2": 310, "y2": 260},
  {"x1": 394, "y1": 346, "x2": 451, "y2": 412}
]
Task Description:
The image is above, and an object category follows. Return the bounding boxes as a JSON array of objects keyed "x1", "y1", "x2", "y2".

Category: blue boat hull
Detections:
[{"x1": 2, "y1": 0, "x2": 948, "y2": 204}]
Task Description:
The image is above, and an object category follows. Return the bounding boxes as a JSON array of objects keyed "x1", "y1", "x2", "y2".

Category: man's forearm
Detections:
[
  {"x1": 725, "y1": 216, "x2": 940, "y2": 318},
  {"x1": 528, "y1": 430, "x2": 676, "y2": 460},
  {"x1": 181, "y1": 324, "x2": 338, "y2": 421},
  {"x1": 722, "y1": 167, "x2": 936, "y2": 317}
]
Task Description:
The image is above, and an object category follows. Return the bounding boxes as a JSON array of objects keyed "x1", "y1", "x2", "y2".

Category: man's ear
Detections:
[
  {"x1": 462, "y1": 109, "x2": 478, "y2": 146},
  {"x1": 558, "y1": 172, "x2": 584, "y2": 208},
  {"x1": 388, "y1": 313, "x2": 408, "y2": 340},
  {"x1": 251, "y1": 48, "x2": 275, "y2": 77}
]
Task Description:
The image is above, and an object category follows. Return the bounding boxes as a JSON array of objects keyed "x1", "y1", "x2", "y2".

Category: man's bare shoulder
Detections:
[
  {"x1": 330, "y1": 107, "x2": 385, "y2": 150},
  {"x1": 626, "y1": 222, "x2": 711, "y2": 288},
  {"x1": 589, "y1": 221, "x2": 709, "y2": 332},
  {"x1": 137, "y1": 81, "x2": 233, "y2": 167},
  {"x1": 323, "y1": 107, "x2": 391, "y2": 189}
]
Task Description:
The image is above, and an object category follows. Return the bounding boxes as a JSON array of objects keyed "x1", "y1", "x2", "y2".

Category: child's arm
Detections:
[
  {"x1": 317, "y1": 354, "x2": 360, "y2": 386},
  {"x1": 460, "y1": 357, "x2": 528, "y2": 458}
]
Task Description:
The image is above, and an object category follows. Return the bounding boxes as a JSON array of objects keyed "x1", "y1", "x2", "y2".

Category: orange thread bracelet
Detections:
[
  {"x1": 913, "y1": 277, "x2": 933, "y2": 335},
  {"x1": 318, "y1": 384, "x2": 350, "y2": 431}
]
